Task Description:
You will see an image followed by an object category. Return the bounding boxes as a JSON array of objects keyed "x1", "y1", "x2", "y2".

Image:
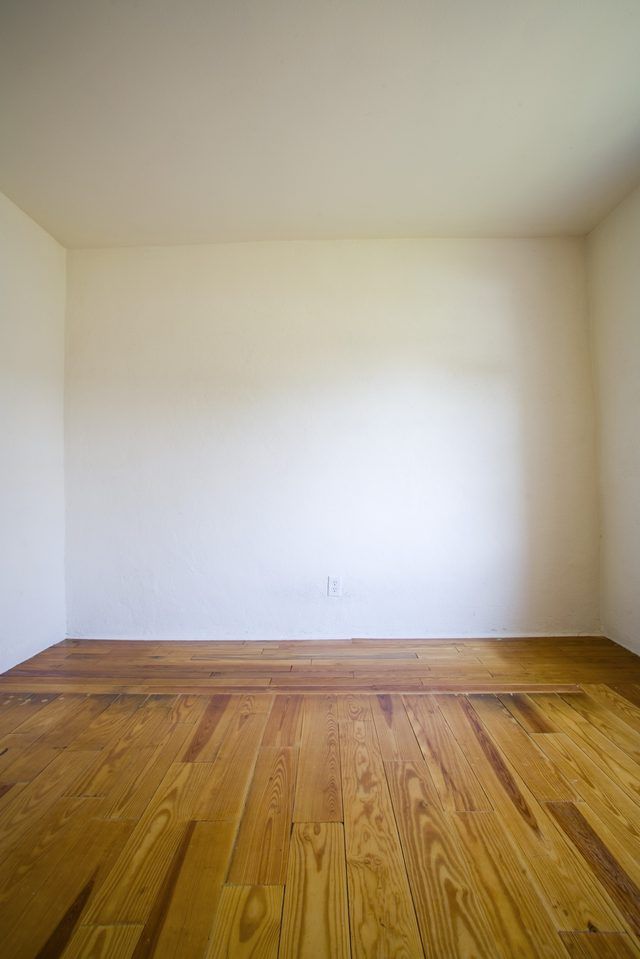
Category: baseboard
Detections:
[{"x1": 63, "y1": 631, "x2": 605, "y2": 643}]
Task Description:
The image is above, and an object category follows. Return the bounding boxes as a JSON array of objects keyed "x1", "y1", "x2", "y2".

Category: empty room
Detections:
[{"x1": 1, "y1": 1, "x2": 640, "y2": 957}]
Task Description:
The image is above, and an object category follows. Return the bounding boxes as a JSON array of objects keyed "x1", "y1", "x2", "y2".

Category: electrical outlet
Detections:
[{"x1": 327, "y1": 576, "x2": 342, "y2": 597}]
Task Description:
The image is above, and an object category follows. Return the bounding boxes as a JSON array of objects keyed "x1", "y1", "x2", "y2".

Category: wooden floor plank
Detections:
[
  {"x1": 370, "y1": 694, "x2": 423, "y2": 761},
  {"x1": 0, "y1": 692, "x2": 59, "y2": 737},
  {"x1": 0, "y1": 748, "x2": 96, "y2": 851},
  {"x1": 151, "y1": 820, "x2": 234, "y2": 957},
  {"x1": 2, "y1": 816, "x2": 133, "y2": 958},
  {"x1": 404, "y1": 694, "x2": 491, "y2": 810},
  {"x1": 452, "y1": 809, "x2": 568, "y2": 958},
  {"x1": 0, "y1": 796, "x2": 90, "y2": 907},
  {"x1": 468, "y1": 694, "x2": 575, "y2": 801},
  {"x1": 530, "y1": 693, "x2": 640, "y2": 807},
  {"x1": 605, "y1": 685, "x2": 640, "y2": 710},
  {"x1": 339, "y1": 718, "x2": 423, "y2": 959},
  {"x1": 228, "y1": 746, "x2": 296, "y2": 884},
  {"x1": 293, "y1": 696, "x2": 342, "y2": 822},
  {"x1": 180, "y1": 695, "x2": 235, "y2": 762},
  {"x1": 205, "y1": 885, "x2": 283, "y2": 959},
  {"x1": 558, "y1": 690, "x2": 640, "y2": 762},
  {"x1": 7, "y1": 694, "x2": 91, "y2": 743},
  {"x1": 535, "y1": 732, "x2": 640, "y2": 855},
  {"x1": 385, "y1": 759, "x2": 503, "y2": 958},
  {"x1": 83, "y1": 763, "x2": 214, "y2": 924},
  {"x1": 546, "y1": 801, "x2": 640, "y2": 935},
  {"x1": 583, "y1": 684, "x2": 640, "y2": 735},
  {"x1": 61, "y1": 923, "x2": 144, "y2": 958},
  {"x1": 435, "y1": 694, "x2": 626, "y2": 932},
  {"x1": 559, "y1": 931, "x2": 640, "y2": 958},
  {"x1": 67, "y1": 694, "x2": 147, "y2": 750},
  {"x1": 190, "y1": 710, "x2": 270, "y2": 821},
  {"x1": 103, "y1": 723, "x2": 193, "y2": 820},
  {"x1": 280, "y1": 822, "x2": 350, "y2": 959},
  {"x1": 260, "y1": 695, "x2": 303, "y2": 747},
  {"x1": 498, "y1": 691, "x2": 559, "y2": 733},
  {"x1": 0, "y1": 738, "x2": 61, "y2": 782},
  {"x1": 128, "y1": 819, "x2": 235, "y2": 958}
]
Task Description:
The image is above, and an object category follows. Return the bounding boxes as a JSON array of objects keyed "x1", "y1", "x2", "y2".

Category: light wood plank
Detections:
[
  {"x1": 61, "y1": 924, "x2": 144, "y2": 958},
  {"x1": 190, "y1": 711, "x2": 269, "y2": 821},
  {"x1": 130, "y1": 820, "x2": 235, "y2": 958},
  {"x1": 180, "y1": 695, "x2": 236, "y2": 762},
  {"x1": 228, "y1": 747, "x2": 296, "y2": 884},
  {"x1": 293, "y1": 696, "x2": 342, "y2": 822},
  {"x1": 385, "y1": 759, "x2": 502, "y2": 958},
  {"x1": 436, "y1": 694, "x2": 626, "y2": 932},
  {"x1": 339, "y1": 719, "x2": 423, "y2": 959},
  {"x1": 261, "y1": 695, "x2": 303, "y2": 747},
  {"x1": 468, "y1": 694, "x2": 575, "y2": 800},
  {"x1": 280, "y1": 822, "x2": 350, "y2": 959},
  {"x1": 83, "y1": 763, "x2": 215, "y2": 924},
  {"x1": 370, "y1": 694, "x2": 423, "y2": 761},
  {"x1": 1, "y1": 817, "x2": 132, "y2": 958},
  {"x1": 535, "y1": 732, "x2": 640, "y2": 854},
  {"x1": 404, "y1": 694, "x2": 490, "y2": 810},
  {"x1": 530, "y1": 693, "x2": 640, "y2": 806},
  {"x1": 546, "y1": 801, "x2": 640, "y2": 935},
  {"x1": 206, "y1": 885, "x2": 283, "y2": 959},
  {"x1": 452, "y1": 810, "x2": 567, "y2": 958}
]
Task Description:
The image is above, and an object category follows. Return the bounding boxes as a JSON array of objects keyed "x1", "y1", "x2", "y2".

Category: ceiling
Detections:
[{"x1": 1, "y1": 0, "x2": 640, "y2": 247}]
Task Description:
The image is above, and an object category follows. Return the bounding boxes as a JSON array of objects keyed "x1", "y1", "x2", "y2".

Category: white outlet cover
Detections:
[{"x1": 327, "y1": 576, "x2": 342, "y2": 597}]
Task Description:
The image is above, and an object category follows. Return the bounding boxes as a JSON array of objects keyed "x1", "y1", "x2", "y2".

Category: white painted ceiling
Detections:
[{"x1": 1, "y1": 0, "x2": 640, "y2": 247}]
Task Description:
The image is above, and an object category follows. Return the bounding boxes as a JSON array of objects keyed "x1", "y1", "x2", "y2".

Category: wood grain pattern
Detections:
[
  {"x1": 498, "y1": 691, "x2": 558, "y2": 733},
  {"x1": 339, "y1": 719, "x2": 423, "y2": 958},
  {"x1": 437, "y1": 694, "x2": 625, "y2": 933},
  {"x1": 228, "y1": 746, "x2": 296, "y2": 884},
  {"x1": 559, "y1": 931, "x2": 640, "y2": 958},
  {"x1": 83, "y1": 763, "x2": 211, "y2": 924},
  {"x1": 8, "y1": 636, "x2": 631, "y2": 694},
  {"x1": 293, "y1": 695, "x2": 342, "y2": 821},
  {"x1": 583, "y1": 684, "x2": 640, "y2": 735},
  {"x1": 181, "y1": 695, "x2": 234, "y2": 762},
  {"x1": 468, "y1": 694, "x2": 575, "y2": 801},
  {"x1": 205, "y1": 885, "x2": 283, "y2": 959},
  {"x1": 559, "y1": 690, "x2": 640, "y2": 761},
  {"x1": 385, "y1": 759, "x2": 499, "y2": 957},
  {"x1": 546, "y1": 801, "x2": 640, "y2": 935},
  {"x1": 0, "y1": 692, "x2": 59, "y2": 737},
  {"x1": 404, "y1": 694, "x2": 490, "y2": 811},
  {"x1": 261, "y1": 694, "x2": 302, "y2": 747},
  {"x1": 60, "y1": 923, "x2": 144, "y2": 958},
  {"x1": 190, "y1": 710, "x2": 269, "y2": 821},
  {"x1": 280, "y1": 822, "x2": 351, "y2": 959},
  {"x1": 2, "y1": 817, "x2": 132, "y2": 958},
  {"x1": 370, "y1": 694, "x2": 423, "y2": 761},
  {"x1": 61, "y1": 926, "x2": 142, "y2": 959},
  {"x1": 452, "y1": 810, "x2": 567, "y2": 958},
  {"x1": 530, "y1": 693, "x2": 640, "y2": 806},
  {"x1": 1, "y1": 638, "x2": 640, "y2": 957},
  {"x1": 0, "y1": 748, "x2": 95, "y2": 850},
  {"x1": 144, "y1": 820, "x2": 235, "y2": 958},
  {"x1": 535, "y1": 732, "x2": 640, "y2": 856}
]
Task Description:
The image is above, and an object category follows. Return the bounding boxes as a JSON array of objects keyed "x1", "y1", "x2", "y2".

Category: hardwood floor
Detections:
[{"x1": 1, "y1": 636, "x2": 640, "y2": 957}]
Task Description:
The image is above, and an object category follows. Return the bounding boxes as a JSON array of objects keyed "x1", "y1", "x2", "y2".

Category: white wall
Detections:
[
  {"x1": 588, "y1": 183, "x2": 640, "y2": 653},
  {"x1": 0, "y1": 193, "x2": 66, "y2": 671},
  {"x1": 65, "y1": 239, "x2": 598, "y2": 640}
]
